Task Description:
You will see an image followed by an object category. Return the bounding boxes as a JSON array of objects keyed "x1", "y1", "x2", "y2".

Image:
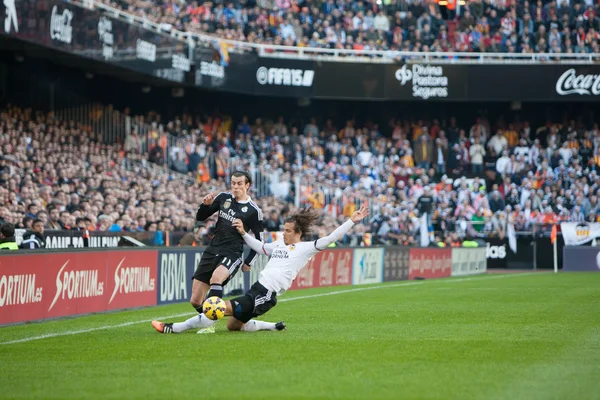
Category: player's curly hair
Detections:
[{"x1": 286, "y1": 208, "x2": 321, "y2": 237}]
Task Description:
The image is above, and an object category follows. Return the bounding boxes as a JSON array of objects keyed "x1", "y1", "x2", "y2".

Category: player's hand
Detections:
[
  {"x1": 202, "y1": 193, "x2": 215, "y2": 206},
  {"x1": 351, "y1": 205, "x2": 369, "y2": 223},
  {"x1": 242, "y1": 264, "x2": 251, "y2": 272},
  {"x1": 232, "y1": 219, "x2": 246, "y2": 235}
]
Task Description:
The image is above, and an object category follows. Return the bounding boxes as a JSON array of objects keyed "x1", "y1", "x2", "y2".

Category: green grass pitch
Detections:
[{"x1": 1, "y1": 272, "x2": 599, "y2": 400}]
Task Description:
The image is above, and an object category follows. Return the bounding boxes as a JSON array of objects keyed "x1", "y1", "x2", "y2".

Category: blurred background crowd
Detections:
[
  {"x1": 103, "y1": 0, "x2": 600, "y2": 55},
  {"x1": 2, "y1": 101, "x2": 598, "y2": 247}
]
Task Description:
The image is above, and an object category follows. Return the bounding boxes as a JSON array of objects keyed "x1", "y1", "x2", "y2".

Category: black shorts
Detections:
[
  {"x1": 192, "y1": 250, "x2": 244, "y2": 285},
  {"x1": 230, "y1": 282, "x2": 277, "y2": 323}
]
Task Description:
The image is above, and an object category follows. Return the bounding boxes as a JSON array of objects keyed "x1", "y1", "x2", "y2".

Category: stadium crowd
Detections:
[
  {"x1": 106, "y1": 0, "x2": 600, "y2": 54},
  {"x1": 0, "y1": 106, "x2": 303, "y2": 247},
  {"x1": 132, "y1": 107, "x2": 600, "y2": 246},
  {"x1": 2, "y1": 103, "x2": 600, "y2": 248}
]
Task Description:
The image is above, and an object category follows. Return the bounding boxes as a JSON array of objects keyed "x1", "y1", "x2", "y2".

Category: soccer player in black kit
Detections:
[{"x1": 153, "y1": 171, "x2": 264, "y2": 334}]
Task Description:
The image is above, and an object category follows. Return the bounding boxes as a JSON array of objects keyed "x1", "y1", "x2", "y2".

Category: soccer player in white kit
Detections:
[{"x1": 152, "y1": 205, "x2": 368, "y2": 334}]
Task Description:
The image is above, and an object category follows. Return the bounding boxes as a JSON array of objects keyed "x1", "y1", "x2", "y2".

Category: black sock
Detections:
[
  {"x1": 195, "y1": 306, "x2": 204, "y2": 314},
  {"x1": 207, "y1": 284, "x2": 224, "y2": 299}
]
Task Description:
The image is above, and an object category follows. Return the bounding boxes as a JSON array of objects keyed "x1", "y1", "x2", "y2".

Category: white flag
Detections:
[
  {"x1": 560, "y1": 222, "x2": 600, "y2": 246},
  {"x1": 420, "y1": 213, "x2": 430, "y2": 247},
  {"x1": 507, "y1": 223, "x2": 517, "y2": 254}
]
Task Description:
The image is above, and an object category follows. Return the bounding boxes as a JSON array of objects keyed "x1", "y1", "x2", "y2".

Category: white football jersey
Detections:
[
  {"x1": 242, "y1": 219, "x2": 355, "y2": 296},
  {"x1": 258, "y1": 241, "x2": 319, "y2": 296}
]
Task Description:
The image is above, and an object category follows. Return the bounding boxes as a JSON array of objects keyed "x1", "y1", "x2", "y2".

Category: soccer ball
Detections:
[{"x1": 203, "y1": 296, "x2": 227, "y2": 320}]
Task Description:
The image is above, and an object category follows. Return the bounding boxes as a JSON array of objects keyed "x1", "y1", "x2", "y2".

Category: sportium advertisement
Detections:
[{"x1": 0, "y1": 251, "x2": 158, "y2": 324}]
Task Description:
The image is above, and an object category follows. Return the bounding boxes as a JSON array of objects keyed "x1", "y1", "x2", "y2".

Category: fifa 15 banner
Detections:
[
  {"x1": 0, "y1": 251, "x2": 158, "y2": 325},
  {"x1": 560, "y1": 223, "x2": 600, "y2": 246}
]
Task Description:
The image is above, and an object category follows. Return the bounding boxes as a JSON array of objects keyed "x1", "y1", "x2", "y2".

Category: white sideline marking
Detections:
[{"x1": 0, "y1": 272, "x2": 541, "y2": 345}]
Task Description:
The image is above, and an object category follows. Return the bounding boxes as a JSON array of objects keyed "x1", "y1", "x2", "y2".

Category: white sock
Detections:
[
  {"x1": 241, "y1": 320, "x2": 277, "y2": 332},
  {"x1": 172, "y1": 314, "x2": 216, "y2": 333}
]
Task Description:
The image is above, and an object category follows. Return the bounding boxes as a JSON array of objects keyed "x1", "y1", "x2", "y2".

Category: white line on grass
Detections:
[{"x1": 0, "y1": 272, "x2": 543, "y2": 345}]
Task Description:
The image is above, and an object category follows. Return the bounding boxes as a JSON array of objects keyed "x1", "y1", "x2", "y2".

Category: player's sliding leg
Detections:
[
  {"x1": 152, "y1": 314, "x2": 216, "y2": 334},
  {"x1": 152, "y1": 279, "x2": 213, "y2": 334},
  {"x1": 237, "y1": 319, "x2": 286, "y2": 332},
  {"x1": 224, "y1": 299, "x2": 285, "y2": 332},
  {"x1": 152, "y1": 296, "x2": 233, "y2": 334}
]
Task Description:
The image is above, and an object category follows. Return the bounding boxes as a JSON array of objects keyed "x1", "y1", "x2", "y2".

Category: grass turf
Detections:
[{"x1": 0, "y1": 272, "x2": 599, "y2": 400}]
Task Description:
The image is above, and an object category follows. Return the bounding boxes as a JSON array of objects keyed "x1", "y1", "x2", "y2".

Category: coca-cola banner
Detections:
[
  {"x1": 383, "y1": 247, "x2": 410, "y2": 282},
  {"x1": 408, "y1": 248, "x2": 452, "y2": 280},
  {"x1": 465, "y1": 65, "x2": 600, "y2": 102},
  {"x1": 0, "y1": 250, "x2": 158, "y2": 325},
  {"x1": 289, "y1": 249, "x2": 354, "y2": 290},
  {"x1": 0, "y1": 0, "x2": 191, "y2": 83}
]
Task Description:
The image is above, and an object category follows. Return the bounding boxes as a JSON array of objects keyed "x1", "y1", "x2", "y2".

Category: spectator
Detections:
[
  {"x1": 489, "y1": 130, "x2": 508, "y2": 155},
  {"x1": 469, "y1": 137, "x2": 486, "y2": 175},
  {"x1": 264, "y1": 210, "x2": 283, "y2": 232},
  {"x1": 46, "y1": 206, "x2": 63, "y2": 230},
  {"x1": 433, "y1": 138, "x2": 448, "y2": 175},
  {"x1": 489, "y1": 191, "x2": 506, "y2": 213},
  {"x1": 414, "y1": 134, "x2": 433, "y2": 169}
]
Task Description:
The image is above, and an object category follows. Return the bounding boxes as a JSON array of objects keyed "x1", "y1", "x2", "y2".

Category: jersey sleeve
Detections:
[
  {"x1": 196, "y1": 192, "x2": 225, "y2": 221},
  {"x1": 242, "y1": 233, "x2": 277, "y2": 257},
  {"x1": 292, "y1": 241, "x2": 316, "y2": 258},
  {"x1": 244, "y1": 207, "x2": 264, "y2": 266}
]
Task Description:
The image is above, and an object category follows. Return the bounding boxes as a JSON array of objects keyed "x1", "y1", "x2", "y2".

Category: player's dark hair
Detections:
[
  {"x1": 32, "y1": 219, "x2": 43, "y2": 227},
  {"x1": 231, "y1": 170, "x2": 252, "y2": 185},
  {"x1": 285, "y1": 208, "x2": 321, "y2": 236}
]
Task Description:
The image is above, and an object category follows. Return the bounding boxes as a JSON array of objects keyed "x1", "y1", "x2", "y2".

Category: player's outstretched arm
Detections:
[
  {"x1": 314, "y1": 205, "x2": 369, "y2": 250},
  {"x1": 196, "y1": 192, "x2": 222, "y2": 221},
  {"x1": 233, "y1": 219, "x2": 275, "y2": 256}
]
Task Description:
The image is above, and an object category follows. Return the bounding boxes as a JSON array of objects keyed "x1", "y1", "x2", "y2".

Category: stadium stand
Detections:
[
  {"x1": 0, "y1": 106, "x2": 300, "y2": 239},
  {"x1": 106, "y1": 0, "x2": 600, "y2": 54},
  {"x1": 133, "y1": 108, "x2": 600, "y2": 245},
  {"x1": 2, "y1": 100, "x2": 599, "y2": 247},
  {"x1": 1, "y1": 0, "x2": 599, "y2": 248}
]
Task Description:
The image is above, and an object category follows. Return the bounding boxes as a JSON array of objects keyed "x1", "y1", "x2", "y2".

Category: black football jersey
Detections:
[{"x1": 196, "y1": 192, "x2": 264, "y2": 265}]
